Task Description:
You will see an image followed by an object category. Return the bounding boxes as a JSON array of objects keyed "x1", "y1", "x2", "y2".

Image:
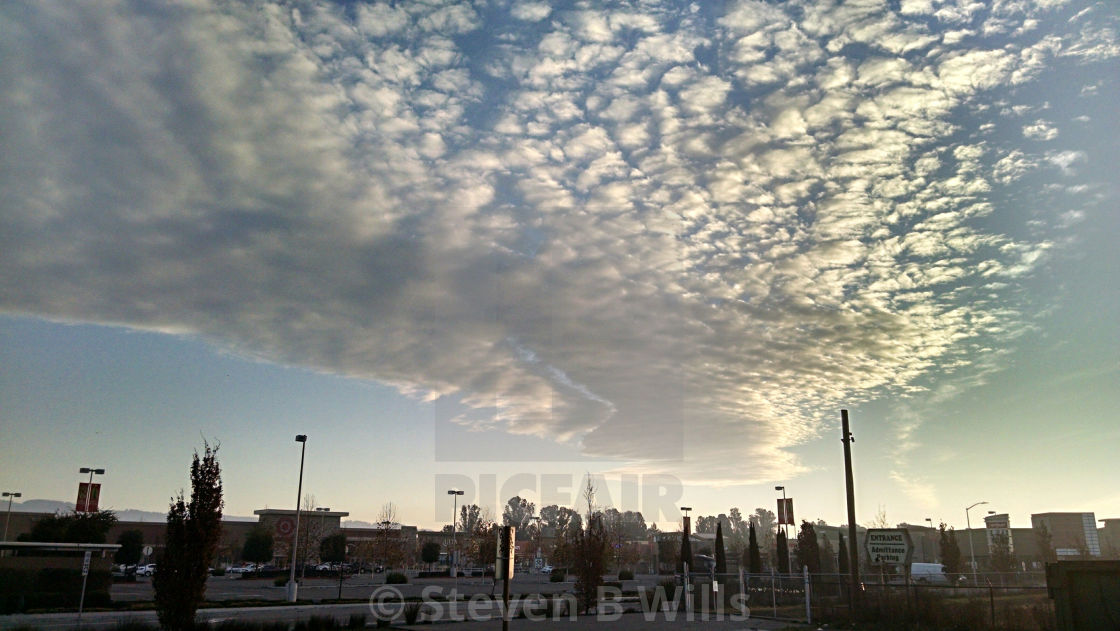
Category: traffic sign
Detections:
[
  {"x1": 143, "y1": 545, "x2": 153, "y2": 557},
  {"x1": 865, "y1": 529, "x2": 913, "y2": 565},
  {"x1": 82, "y1": 551, "x2": 92, "y2": 576}
]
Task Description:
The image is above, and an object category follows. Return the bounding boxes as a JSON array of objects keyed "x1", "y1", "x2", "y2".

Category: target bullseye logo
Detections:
[{"x1": 276, "y1": 517, "x2": 295, "y2": 537}]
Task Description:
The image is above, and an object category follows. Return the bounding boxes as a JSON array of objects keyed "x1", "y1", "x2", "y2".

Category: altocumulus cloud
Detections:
[{"x1": 1, "y1": 0, "x2": 1114, "y2": 484}]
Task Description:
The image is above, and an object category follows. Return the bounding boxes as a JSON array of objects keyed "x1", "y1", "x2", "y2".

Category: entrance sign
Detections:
[{"x1": 865, "y1": 529, "x2": 913, "y2": 565}]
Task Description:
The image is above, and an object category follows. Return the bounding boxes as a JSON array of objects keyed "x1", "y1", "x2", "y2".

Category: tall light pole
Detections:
[
  {"x1": 3, "y1": 492, "x2": 21, "y2": 541},
  {"x1": 965, "y1": 501, "x2": 987, "y2": 584},
  {"x1": 925, "y1": 518, "x2": 935, "y2": 562},
  {"x1": 287, "y1": 435, "x2": 307, "y2": 602},
  {"x1": 448, "y1": 489, "x2": 463, "y2": 591},
  {"x1": 775, "y1": 485, "x2": 789, "y2": 573},
  {"x1": 78, "y1": 467, "x2": 105, "y2": 512}
]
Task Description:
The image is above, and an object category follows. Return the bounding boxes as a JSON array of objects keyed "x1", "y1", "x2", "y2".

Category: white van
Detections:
[{"x1": 910, "y1": 562, "x2": 951, "y2": 584}]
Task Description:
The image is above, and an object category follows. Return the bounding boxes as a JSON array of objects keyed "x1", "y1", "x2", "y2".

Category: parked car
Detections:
[
  {"x1": 137, "y1": 564, "x2": 157, "y2": 576},
  {"x1": 541, "y1": 565, "x2": 554, "y2": 574},
  {"x1": 228, "y1": 563, "x2": 256, "y2": 574}
]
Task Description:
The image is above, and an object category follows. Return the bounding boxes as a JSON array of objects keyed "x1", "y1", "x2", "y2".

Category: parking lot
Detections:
[{"x1": 110, "y1": 571, "x2": 633, "y2": 603}]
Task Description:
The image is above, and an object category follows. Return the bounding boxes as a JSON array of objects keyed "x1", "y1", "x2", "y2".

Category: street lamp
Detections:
[
  {"x1": 78, "y1": 468, "x2": 105, "y2": 512},
  {"x1": 3, "y1": 492, "x2": 21, "y2": 541},
  {"x1": 448, "y1": 489, "x2": 464, "y2": 591},
  {"x1": 287, "y1": 435, "x2": 307, "y2": 602},
  {"x1": 924, "y1": 518, "x2": 935, "y2": 562},
  {"x1": 965, "y1": 501, "x2": 988, "y2": 584}
]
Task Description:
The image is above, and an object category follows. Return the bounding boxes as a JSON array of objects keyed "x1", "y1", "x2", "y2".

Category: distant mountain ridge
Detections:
[{"x1": 8, "y1": 499, "x2": 256, "y2": 522}]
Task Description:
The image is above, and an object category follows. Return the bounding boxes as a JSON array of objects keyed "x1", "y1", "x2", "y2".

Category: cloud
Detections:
[
  {"x1": 0, "y1": 0, "x2": 1111, "y2": 486},
  {"x1": 1022, "y1": 119, "x2": 1059, "y2": 140}
]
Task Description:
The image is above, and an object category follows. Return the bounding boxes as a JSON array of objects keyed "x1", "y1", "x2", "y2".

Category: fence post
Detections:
[{"x1": 804, "y1": 565, "x2": 811, "y2": 624}]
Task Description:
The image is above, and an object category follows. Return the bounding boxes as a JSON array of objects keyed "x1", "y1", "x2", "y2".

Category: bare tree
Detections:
[
  {"x1": 866, "y1": 505, "x2": 890, "y2": 529},
  {"x1": 572, "y1": 478, "x2": 610, "y2": 614}
]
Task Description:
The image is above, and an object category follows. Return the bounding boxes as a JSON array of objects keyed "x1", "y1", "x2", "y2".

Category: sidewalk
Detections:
[{"x1": 395, "y1": 610, "x2": 808, "y2": 630}]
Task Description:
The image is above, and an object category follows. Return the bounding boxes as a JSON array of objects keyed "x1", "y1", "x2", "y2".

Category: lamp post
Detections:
[
  {"x1": 775, "y1": 486, "x2": 789, "y2": 572},
  {"x1": 448, "y1": 489, "x2": 464, "y2": 593},
  {"x1": 78, "y1": 467, "x2": 105, "y2": 512},
  {"x1": 287, "y1": 435, "x2": 307, "y2": 602},
  {"x1": 3, "y1": 492, "x2": 21, "y2": 541},
  {"x1": 925, "y1": 518, "x2": 935, "y2": 562},
  {"x1": 965, "y1": 501, "x2": 987, "y2": 584}
]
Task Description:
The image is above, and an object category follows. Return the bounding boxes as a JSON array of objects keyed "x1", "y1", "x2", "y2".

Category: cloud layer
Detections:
[{"x1": 1, "y1": 0, "x2": 1114, "y2": 484}]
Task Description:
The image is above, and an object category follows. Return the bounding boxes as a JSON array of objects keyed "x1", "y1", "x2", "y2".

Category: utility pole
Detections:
[{"x1": 842, "y1": 409, "x2": 859, "y2": 613}]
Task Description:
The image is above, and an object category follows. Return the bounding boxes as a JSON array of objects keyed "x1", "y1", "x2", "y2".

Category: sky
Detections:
[{"x1": 1, "y1": 0, "x2": 1118, "y2": 533}]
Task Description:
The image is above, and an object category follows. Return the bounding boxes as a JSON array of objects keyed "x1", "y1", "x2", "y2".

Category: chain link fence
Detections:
[{"x1": 688, "y1": 570, "x2": 1057, "y2": 630}]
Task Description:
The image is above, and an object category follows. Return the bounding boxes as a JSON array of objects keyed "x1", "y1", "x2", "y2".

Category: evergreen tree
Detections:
[
  {"x1": 747, "y1": 520, "x2": 762, "y2": 573},
  {"x1": 776, "y1": 530, "x2": 790, "y2": 574},
  {"x1": 320, "y1": 532, "x2": 347, "y2": 564},
  {"x1": 714, "y1": 522, "x2": 727, "y2": 573},
  {"x1": 242, "y1": 526, "x2": 274, "y2": 568},
  {"x1": 114, "y1": 529, "x2": 144, "y2": 566},
  {"x1": 938, "y1": 522, "x2": 963, "y2": 579},
  {"x1": 795, "y1": 521, "x2": 821, "y2": 573},
  {"x1": 838, "y1": 533, "x2": 849, "y2": 574},
  {"x1": 154, "y1": 443, "x2": 224, "y2": 631},
  {"x1": 421, "y1": 541, "x2": 442, "y2": 570},
  {"x1": 679, "y1": 518, "x2": 693, "y2": 574}
]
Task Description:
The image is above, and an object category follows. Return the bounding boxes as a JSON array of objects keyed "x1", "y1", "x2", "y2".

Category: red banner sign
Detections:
[
  {"x1": 776, "y1": 498, "x2": 795, "y2": 525},
  {"x1": 76, "y1": 482, "x2": 101, "y2": 512}
]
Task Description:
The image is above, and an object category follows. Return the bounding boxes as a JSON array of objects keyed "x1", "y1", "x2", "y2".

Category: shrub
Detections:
[
  {"x1": 618, "y1": 569, "x2": 634, "y2": 580},
  {"x1": 549, "y1": 568, "x2": 565, "y2": 582},
  {"x1": 385, "y1": 572, "x2": 408, "y2": 584},
  {"x1": 273, "y1": 577, "x2": 288, "y2": 587},
  {"x1": 403, "y1": 602, "x2": 425, "y2": 624},
  {"x1": 211, "y1": 567, "x2": 226, "y2": 577},
  {"x1": 346, "y1": 613, "x2": 367, "y2": 629}
]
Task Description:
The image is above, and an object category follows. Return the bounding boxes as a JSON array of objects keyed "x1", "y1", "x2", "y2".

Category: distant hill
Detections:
[
  {"x1": 342, "y1": 520, "x2": 378, "y2": 529},
  {"x1": 9, "y1": 498, "x2": 256, "y2": 522}
]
